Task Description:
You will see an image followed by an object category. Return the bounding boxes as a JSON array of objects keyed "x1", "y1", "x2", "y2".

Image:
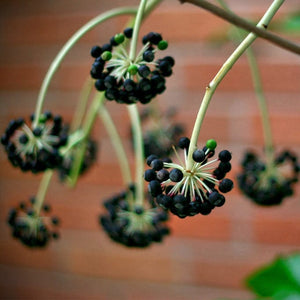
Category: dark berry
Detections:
[
  {"x1": 150, "y1": 159, "x2": 164, "y2": 171},
  {"x1": 178, "y1": 137, "x2": 190, "y2": 149},
  {"x1": 146, "y1": 154, "x2": 158, "y2": 166},
  {"x1": 219, "y1": 150, "x2": 232, "y2": 162},
  {"x1": 156, "y1": 169, "x2": 169, "y2": 182},
  {"x1": 123, "y1": 27, "x2": 133, "y2": 38},
  {"x1": 19, "y1": 134, "x2": 29, "y2": 144},
  {"x1": 144, "y1": 169, "x2": 157, "y2": 182},
  {"x1": 104, "y1": 75, "x2": 116, "y2": 89},
  {"x1": 148, "y1": 180, "x2": 162, "y2": 197},
  {"x1": 123, "y1": 79, "x2": 136, "y2": 92},
  {"x1": 32, "y1": 127, "x2": 42, "y2": 137},
  {"x1": 90, "y1": 45, "x2": 102, "y2": 58},
  {"x1": 143, "y1": 50, "x2": 154, "y2": 62},
  {"x1": 192, "y1": 149, "x2": 205, "y2": 163},
  {"x1": 218, "y1": 161, "x2": 232, "y2": 173},
  {"x1": 169, "y1": 168, "x2": 183, "y2": 182},
  {"x1": 219, "y1": 178, "x2": 233, "y2": 193},
  {"x1": 138, "y1": 65, "x2": 151, "y2": 78}
]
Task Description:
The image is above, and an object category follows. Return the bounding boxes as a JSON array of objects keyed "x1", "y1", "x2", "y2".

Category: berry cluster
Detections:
[
  {"x1": 237, "y1": 150, "x2": 299, "y2": 205},
  {"x1": 90, "y1": 28, "x2": 174, "y2": 104},
  {"x1": 1, "y1": 112, "x2": 67, "y2": 173},
  {"x1": 7, "y1": 197, "x2": 60, "y2": 248},
  {"x1": 144, "y1": 137, "x2": 234, "y2": 218},
  {"x1": 99, "y1": 185, "x2": 170, "y2": 247},
  {"x1": 138, "y1": 107, "x2": 185, "y2": 158}
]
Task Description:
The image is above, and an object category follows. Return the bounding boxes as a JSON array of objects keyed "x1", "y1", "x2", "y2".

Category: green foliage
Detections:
[
  {"x1": 281, "y1": 12, "x2": 300, "y2": 33},
  {"x1": 246, "y1": 253, "x2": 300, "y2": 300}
]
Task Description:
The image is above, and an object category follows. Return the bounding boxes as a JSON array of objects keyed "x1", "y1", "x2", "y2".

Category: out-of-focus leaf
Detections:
[
  {"x1": 279, "y1": 12, "x2": 300, "y2": 33},
  {"x1": 246, "y1": 253, "x2": 300, "y2": 298}
]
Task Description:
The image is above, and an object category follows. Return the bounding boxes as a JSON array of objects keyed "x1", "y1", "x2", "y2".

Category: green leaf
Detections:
[
  {"x1": 283, "y1": 14, "x2": 300, "y2": 32},
  {"x1": 246, "y1": 253, "x2": 300, "y2": 297}
]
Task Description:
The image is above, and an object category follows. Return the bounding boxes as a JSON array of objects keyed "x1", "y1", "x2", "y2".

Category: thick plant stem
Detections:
[
  {"x1": 98, "y1": 106, "x2": 133, "y2": 186},
  {"x1": 126, "y1": 0, "x2": 149, "y2": 207},
  {"x1": 34, "y1": 170, "x2": 54, "y2": 216},
  {"x1": 186, "y1": 0, "x2": 285, "y2": 170},
  {"x1": 218, "y1": 0, "x2": 275, "y2": 166},
  {"x1": 32, "y1": 7, "x2": 138, "y2": 128},
  {"x1": 129, "y1": 0, "x2": 148, "y2": 61}
]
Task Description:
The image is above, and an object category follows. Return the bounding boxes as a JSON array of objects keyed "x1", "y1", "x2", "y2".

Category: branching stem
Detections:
[{"x1": 186, "y1": 0, "x2": 285, "y2": 170}]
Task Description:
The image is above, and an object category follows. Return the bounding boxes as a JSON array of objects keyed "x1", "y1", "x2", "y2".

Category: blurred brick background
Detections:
[{"x1": 0, "y1": 0, "x2": 299, "y2": 299}]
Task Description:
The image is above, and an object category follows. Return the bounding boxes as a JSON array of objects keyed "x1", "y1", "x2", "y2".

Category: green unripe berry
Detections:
[
  {"x1": 158, "y1": 40, "x2": 168, "y2": 50},
  {"x1": 128, "y1": 64, "x2": 138, "y2": 75},
  {"x1": 39, "y1": 115, "x2": 47, "y2": 123},
  {"x1": 206, "y1": 139, "x2": 217, "y2": 150},
  {"x1": 114, "y1": 33, "x2": 125, "y2": 44},
  {"x1": 101, "y1": 51, "x2": 112, "y2": 61}
]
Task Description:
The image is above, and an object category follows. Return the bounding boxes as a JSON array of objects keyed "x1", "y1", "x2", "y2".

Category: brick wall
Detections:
[{"x1": 0, "y1": 0, "x2": 299, "y2": 299}]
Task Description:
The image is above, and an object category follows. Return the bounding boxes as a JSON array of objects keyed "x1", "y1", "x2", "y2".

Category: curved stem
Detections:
[
  {"x1": 32, "y1": 6, "x2": 139, "y2": 128},
  {"x1": 186, "y1": 0, "x2": 285, "y2": 170},
  {"x1": 98, "y1": 106, "x2": 133, "y2": 186},
  {"x1": 128, "y1": 105, "x2": 145, "y2": 207},
  {"x1": 34, "y1": 170, "x2": 54, "y2": 216},
  {"x1": 71, "y1": 77, "x2": 94, "y2": 132},
  {"x1": 129, "y1": 0, "x2": 148, "y2": 61},
  {"x1": 68, "y1": 93, "x2": 106, "y2": 187},
  {"x1": 218, "y1": 0, "x2": 275, "y2": 166}
]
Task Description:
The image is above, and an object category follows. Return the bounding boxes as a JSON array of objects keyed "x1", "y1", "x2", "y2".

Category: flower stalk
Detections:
[{"x1": 187, "y1": 0, "x2": 285, "y2": 170}]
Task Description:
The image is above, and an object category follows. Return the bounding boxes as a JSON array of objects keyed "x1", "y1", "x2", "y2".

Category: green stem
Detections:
[
  {"x1": 98, "y1": 106, "x2": 133, "y2": 186},
  {"x1": 218, "y1": 0, "x2": 275, "y2": 166},
  {"x1": 60, "y1": 129, "x2": 85, "y2": 155},
  {"x1": 65, "y1": 0, "x2": 162, "y2": 188},
  {"x1": 128, "y1": 105, "x2": 145, "y2": 207},
  {"x1": 129, "y1": 0, "x2": 148, "y2": 61},
  {"x1": 247, "y1": 49, "x2": 274, "y2": 166},
  {"x1": 126, "y1": 0, "x2": 150, "y2": 207},
  {"x1": 71, "y1": 78, "x2": 94, "y2": 132},
  {"x1": 34, "y1": 170, "x2": 54, "y2": 216},
  {"x1": 68, "y1": 93, "x2": 106, "y2": 187},
  {"x1": 186, "y1": 0, "x2": 285, "y2": 169},
  {"x1": 32, "y1": 6, "x2": 139, "y2": 128}
]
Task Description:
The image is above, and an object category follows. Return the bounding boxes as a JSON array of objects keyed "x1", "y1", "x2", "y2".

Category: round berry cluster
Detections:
[
  {"x1": 237, "y1": 150, "x2": 299, "y2": 205},
  {"x1": 7, "y1": 197, "x2": 60, "y2": 248},
  {"x1": 99, "y1": 185, "x2": 170, "y2": 248},
  {"x1": 1, "y1": 112, "x2": 67, "y2": 173},
  {"x1": 58, "y1": 126, "x2": 98, "y2": 181},
  {"x1": 90, "y1": 28, "x2": 174, "y2": 104},
  {"x1": 144, "y1": 137, "x2": 234, "y2": 218},
  {"x1": 138, "y1": 107, "x2": 185, "y2": 158}
]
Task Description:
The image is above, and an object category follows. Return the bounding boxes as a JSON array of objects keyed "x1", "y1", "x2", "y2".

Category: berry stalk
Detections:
[
  {"x1": 70, "y1": 78, "x2": 94, "y2": 132},
  {"x1": 129, "y1": 0, "x2": 148, "y2": 61},
  {"x1": 128, "y1": 105, "x2": 145, "y2": 207},
  {"x1": 98, "y1": 105, "x2": 133, "y2": 186},
  {"x1": 32, "y1": 6, "x2": 139, "y2": 129},
  {"x1": 68, "y1": 92, "x2": 106, "y2": 187},
  {"x1": 186, "y1": 0, "x2": 285, "y2": 170},
  {"x1": 34, "y1": 170, "x2": 54, "y2": 216},
  {"x1": 217, "y1": 0, "x2": 275, "y2": 167},
  {"x1": 127, "y1": 0, "x2": 151, "y2": 207}
]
